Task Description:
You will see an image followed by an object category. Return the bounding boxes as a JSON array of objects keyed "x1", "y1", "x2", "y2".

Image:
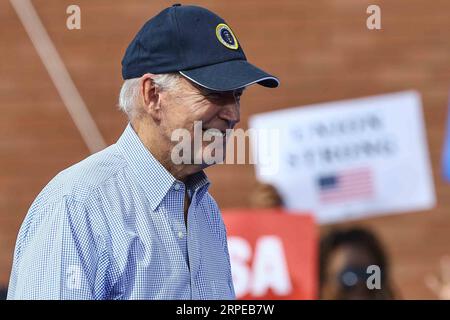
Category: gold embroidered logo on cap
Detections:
[{"x1": 215, "y1": 23, "x2": 239, "y2": 50}]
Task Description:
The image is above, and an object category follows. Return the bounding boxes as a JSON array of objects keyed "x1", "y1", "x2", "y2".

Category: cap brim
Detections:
[{"x1": 179, "y1": 60, "x2": 279, "y2": 91}]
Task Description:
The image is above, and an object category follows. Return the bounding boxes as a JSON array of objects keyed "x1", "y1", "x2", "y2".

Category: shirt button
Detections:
[
  {"x1": 173, "y1": 183, "x2": 181, "y2": 191},
  {"x1": 178, "y1": 231, "x2": 184, "y2": 239}
]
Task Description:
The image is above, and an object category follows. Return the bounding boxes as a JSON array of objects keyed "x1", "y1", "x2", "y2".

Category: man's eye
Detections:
[
  {"x1": 209, "y1": 93, "x2": 223, "y2": 99},
  {"x1": 204, "y1": 92, "x2": 226, "y2": 100},
  {"x1": 201, "y1": 89, "x2": 242, "y2": 102}
]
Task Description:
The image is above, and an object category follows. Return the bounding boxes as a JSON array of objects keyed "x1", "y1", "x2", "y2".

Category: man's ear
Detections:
[{"x1": 140, "y1": 73, "x2": 162, "y2": 121}]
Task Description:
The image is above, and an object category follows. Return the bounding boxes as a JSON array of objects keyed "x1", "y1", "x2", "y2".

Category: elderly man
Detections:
[{"x1": 7, "y1": 4, "x2": 278, "y2": 299}]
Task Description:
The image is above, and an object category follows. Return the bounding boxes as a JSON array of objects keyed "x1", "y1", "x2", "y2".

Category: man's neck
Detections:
[{"x1": 132, "y1": 121, "x2": 201, "y2": 182}]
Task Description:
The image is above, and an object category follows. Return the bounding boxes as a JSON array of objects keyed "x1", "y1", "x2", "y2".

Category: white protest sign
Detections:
[{"x1": 249, "y1": 91, "x2": 435, "y2": 224}]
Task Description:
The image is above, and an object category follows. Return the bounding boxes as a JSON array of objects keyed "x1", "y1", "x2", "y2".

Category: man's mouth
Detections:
[{"x1": 202, "y1": 127, "x2": 226, "y2": 138}]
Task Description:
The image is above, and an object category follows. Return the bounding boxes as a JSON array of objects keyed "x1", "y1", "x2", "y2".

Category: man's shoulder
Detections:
[{"x1": 35, "y1": 144, "x2": 128, "y2": 206}]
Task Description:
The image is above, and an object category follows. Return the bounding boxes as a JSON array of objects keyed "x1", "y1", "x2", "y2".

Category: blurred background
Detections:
[{"x1": 1, "y1": 0, "x2": 450, "y2": 299}]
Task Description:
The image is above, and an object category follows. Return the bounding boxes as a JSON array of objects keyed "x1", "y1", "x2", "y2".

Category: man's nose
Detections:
[{"x1": 219, "y1": 101, "x2": 240, "y2": 126}]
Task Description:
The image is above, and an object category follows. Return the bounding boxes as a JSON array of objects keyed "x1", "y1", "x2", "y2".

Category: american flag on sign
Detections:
[{"x1": 317, "y1": 168, "x2": 374, "y2": 203}]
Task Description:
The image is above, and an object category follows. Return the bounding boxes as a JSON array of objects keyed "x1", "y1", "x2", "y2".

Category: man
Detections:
[{"x1": 7, "y1": 4, "x2": 279, "y2": 299}]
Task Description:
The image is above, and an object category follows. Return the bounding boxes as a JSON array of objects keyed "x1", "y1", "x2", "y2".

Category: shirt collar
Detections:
[
  {"x1": 186, "y1": 170, "x2": 210, "y2": 203},
  {"x1": 116, "y1": 123, "x2": 210, "y2": 210}
]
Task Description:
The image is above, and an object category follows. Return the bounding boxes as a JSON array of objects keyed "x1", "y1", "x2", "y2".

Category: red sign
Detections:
[{"x1": 223, "y1": 209, "x2": 317, "y2": 300}]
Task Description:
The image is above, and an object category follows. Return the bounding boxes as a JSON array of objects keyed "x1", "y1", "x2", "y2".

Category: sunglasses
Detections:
[{"x1": 190, "y1": 82, "x2": 244, "y2": 104}]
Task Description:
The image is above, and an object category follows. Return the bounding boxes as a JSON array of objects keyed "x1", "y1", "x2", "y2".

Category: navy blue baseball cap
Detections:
[{"x1": 122, "y1": 4, "x2": 279, "y2": 91}]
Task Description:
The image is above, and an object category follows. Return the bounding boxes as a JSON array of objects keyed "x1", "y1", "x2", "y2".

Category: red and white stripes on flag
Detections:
[{"x1": 317, "y1": 167, "x2": 374, "y2": 203}]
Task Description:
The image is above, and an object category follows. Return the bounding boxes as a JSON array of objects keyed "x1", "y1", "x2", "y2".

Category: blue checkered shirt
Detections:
[{"x1": 7, "y1": 124, "x2": 235, "y2": 300}]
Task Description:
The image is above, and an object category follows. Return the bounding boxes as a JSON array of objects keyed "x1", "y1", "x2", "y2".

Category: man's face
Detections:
[{"x1": 158, "y1": 77, "x2": 242, "y2": 167}]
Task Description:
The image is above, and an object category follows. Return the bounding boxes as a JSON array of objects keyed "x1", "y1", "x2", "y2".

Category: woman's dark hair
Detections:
[
  {"x1": 0, "y1": 287, "x2": 7, "y2": 300},
  {"x1": 319, "y1": 227, "x2": 389, "y2": 289}
]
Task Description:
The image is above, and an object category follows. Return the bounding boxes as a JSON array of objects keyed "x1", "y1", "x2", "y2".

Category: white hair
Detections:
[{"x1": 118, "y1": 73, "x2": 182, "y2": 118}]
